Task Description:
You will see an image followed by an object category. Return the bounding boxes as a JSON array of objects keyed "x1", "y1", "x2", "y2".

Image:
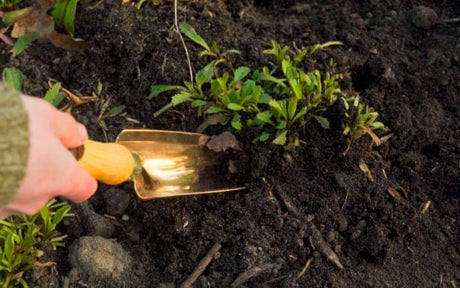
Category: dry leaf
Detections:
[
  {"x1": 387, "y1": 187, "x2": 402, "y2": 202},
  {"x1": 206, "y1": 131, "x2": 242, "y2": 152},
  {"x1": 10, "y1": 0, "x2": 86, "y2": 50},
  {"x1": 196, "y1": 113, "x2": 227, "y2": 134},
  {"x1": 359, "y1": 159, "x2": 374, "y2": 182},
  {"x1": 0, "y1": 27, "x2": 13, "y2": 46}
]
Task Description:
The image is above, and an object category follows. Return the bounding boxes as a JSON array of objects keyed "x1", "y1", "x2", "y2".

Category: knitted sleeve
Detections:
[{"x1": 0, "y1": 82, "x2": 29, "y2": 208}]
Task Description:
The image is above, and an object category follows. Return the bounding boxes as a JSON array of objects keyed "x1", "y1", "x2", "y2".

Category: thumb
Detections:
[
  {"x1": 52, "y1": 110, "x2": 88, "y2": 148},
  {"x1": 60, "y1": 165, "x2": 98, "y2": 202}
]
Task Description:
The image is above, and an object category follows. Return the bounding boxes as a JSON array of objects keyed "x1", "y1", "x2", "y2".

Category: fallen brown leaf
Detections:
[
  {"x1": 196, "y1": 113, "x2": 227, "y2": 134},
  {"x1": 387, "y1": 187, "x2": 402, "y2": 202},
  {"x1": 206, "y1": 131, "x2": 242, "y2": 152},
  {"x1": 9, "y1": 0, "x2": 86, "y2": 50},
  {"x1": 359, "y1": 159, "x2": 374, "y2": 182}
]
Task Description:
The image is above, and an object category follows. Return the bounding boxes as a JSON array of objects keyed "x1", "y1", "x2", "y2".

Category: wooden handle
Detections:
[{"x1": 74, "y1": 140, "x2": 135, "y2": 185}]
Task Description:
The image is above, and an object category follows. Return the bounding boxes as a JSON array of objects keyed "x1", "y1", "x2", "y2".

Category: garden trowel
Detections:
[{"x1": 71, "y1": 129, "x2": 244, "y2": 199}]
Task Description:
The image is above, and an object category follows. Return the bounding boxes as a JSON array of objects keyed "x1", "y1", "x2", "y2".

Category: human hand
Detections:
[{"x1": 0, "y1": 95, "x2": 98, "y2": 219}]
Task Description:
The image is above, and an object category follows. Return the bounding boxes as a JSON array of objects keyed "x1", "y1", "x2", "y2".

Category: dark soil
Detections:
[{"x1": 1, "y1": 0, "x2": 459, "y2": 287}]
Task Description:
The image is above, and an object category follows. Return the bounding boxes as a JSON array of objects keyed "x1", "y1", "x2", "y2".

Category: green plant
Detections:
[
  {"x1": 252, "y1": 41, "x2": 345, "y2": 145},
  {"x1": 0, "y1": 199, "x2": 72, "y2": 287},
  {"x1": 151, "y1": 24, "x2": 385, "y2": 152},
  {"x1": 0, "y1": 0, "x2": 21, "y2": 9},
  {"x1": 44, "y1": 81, "x2": 66, "y2": 107},
  {"x1": 341, "y1": 95, "x2": 385, "y2": 155},
  {"x1": 51, "y1": 0, "x2": 77, "y2": 34},
  {"x1": 179, "y1": 22, "x2": 239, "y2": 72},
  {"x1": 2, "y1": 67, "x2": 23, "y2": 90}
]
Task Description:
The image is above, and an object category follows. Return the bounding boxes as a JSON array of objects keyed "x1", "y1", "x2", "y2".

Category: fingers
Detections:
[
  {"x1": 60, "y1": 165, "x2": 98, "y2": 202},
  {"x1": 21, "y1": 95, "x2": 88, "y2": 148},
  {"x1": 0, "y1": 208, "x2": 14, "y2": 220},
  {"x1": 52, "y1": 110, "x2": 88, "y2": 148}
]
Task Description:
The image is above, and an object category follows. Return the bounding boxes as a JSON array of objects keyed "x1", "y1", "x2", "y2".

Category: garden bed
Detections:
[{"x1": 1, "y1": 0, "x2": 459, "y2": 287}]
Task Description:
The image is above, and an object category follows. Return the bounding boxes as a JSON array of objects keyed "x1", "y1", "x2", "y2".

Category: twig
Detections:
[
  {"x1": 275, "y1": 186, "x2": 301, "y2": 218},
  {"x1": 180, "y1": 242, "x2": 222, "y2": 288},
  {"x1": 231, "y1": 263, "x2": 278, "y2": 287},
  {"x1": 439, "y1": 17, "x2": 460, "y2": 24},
  {"x1": 174, "y1": 0, "x2": 194, "y2": 84},
  {"x1": 310, "y1": 223, "x2": 344, "y2": 269}
]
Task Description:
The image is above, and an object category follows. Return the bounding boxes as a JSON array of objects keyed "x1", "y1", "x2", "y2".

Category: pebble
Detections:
[
  {"x1": 103, "y1": 188, "x2": 131, "y2": 216},
  {"x1": 411, "y1": 6, "x2": 438, "y2": 29},
  {"x1": 69, "y1": 236, "x2": 139, "y2": 284}
]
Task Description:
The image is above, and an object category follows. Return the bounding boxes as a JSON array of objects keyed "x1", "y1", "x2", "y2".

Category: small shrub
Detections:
[
  {"x1": 0, "y1": 199, "x2": 72, "y2": 287},
  {"x1": 151, "y1": 23, "x2": 385, "y2": 151}
]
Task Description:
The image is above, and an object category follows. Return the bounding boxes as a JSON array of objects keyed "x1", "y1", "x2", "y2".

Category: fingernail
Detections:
[{"x1": 78, "y1": 124, "x2": 88, "y2": 141}]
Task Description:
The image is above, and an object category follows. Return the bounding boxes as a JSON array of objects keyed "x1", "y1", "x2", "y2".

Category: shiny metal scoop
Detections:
[{"x1": 75, "y1": 129, "x2": 244, "y2": 199}]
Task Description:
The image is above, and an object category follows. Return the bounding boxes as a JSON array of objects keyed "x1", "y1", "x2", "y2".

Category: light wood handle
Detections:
[{"x1": 74, "y1": 140, "x2": 135, "y2": 185}]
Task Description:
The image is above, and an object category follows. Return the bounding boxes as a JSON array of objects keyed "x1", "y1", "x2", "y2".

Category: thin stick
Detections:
[
  {"x1": 174, "y1": 0, "x2": 194, "y2": 84},
  {"x1": 231, "y1": 263, "x2": 278, "y2": 287},
  {"x1": 181, "y1": 242, "x2": 222, "y2": 288}
]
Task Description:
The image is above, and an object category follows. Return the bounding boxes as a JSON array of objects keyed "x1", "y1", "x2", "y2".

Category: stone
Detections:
[
  {"x1": 69, "y1": 236, "x2": 137, "y2": 284},
  {"x1": 103, "y1": 188, "x2": 131, "y2": 216},
  {"x1": 411, "y1": 6, "x2": 438, "y2": 29}
]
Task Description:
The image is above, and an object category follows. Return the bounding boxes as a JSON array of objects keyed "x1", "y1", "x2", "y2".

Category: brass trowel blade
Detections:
[{"x1": 116, "y1": 129, "x2": 244, "y2": 199}]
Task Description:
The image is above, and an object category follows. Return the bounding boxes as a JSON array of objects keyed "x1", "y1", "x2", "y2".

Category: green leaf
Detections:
[
  {"x1": 196, "y1": 62, "x2": 215, "y2": 87},
  {"x1": 12, "y1": 32, "x2": 39, "y2": 56},
  {"x1": 52, "y1": 0, "x2": 77, "y2": 34},
  {"x1": 276, "y1": 120, "x2": 287, "y2": 129},
  {"x1": 272, "y1": 130, "x2": 287, "y2": 145},
  {"x1": 227, "y1": 103, "x2": 244, "y2": 111},
  {"x1": 179, "y1": 22, "x2": 210, "y2": 51},
  {"x1": 171, "y1": 93, "x2": 191, "y2": 105},
  {"x1": 191, "y1": 100, "x2": 207, "y2": 107},
  {"x1": 269, "y1": 99, "x2": 287, "y2": 120},
  {"x1": 259, "y1": 93, "x2": 272, "y2": 104},
  {"x1": 310, "y1": 41, "x2": 343, "y2": 54},
  {"x1": 287, "y1": 97, "x2": 298, "y2": 120},
  {"x1": 231, "y1": 114, "x2": 242, "y2": 130},
  {"x1": 222, "y1": 49, "x2": 240, "y2": 57},
  {"x1": 44, "y1": 82, "x2": 66, "y2": 107},
  {"x1": 258, "y1": 132, "x2": 270, "y2": 142},
  {"x1": 206, "y1": 106, "x2": 226, "y2": 114},
  {"x1": 292, "y1": 108, "x2": 307, "y2": 123},
  {"x1": 52, "y1": 205, "x2": 71, "y2": 227},
  {"x1": 256, "y1": 111, "x2": 275, "y2": 126},
  {"x1": 313, "y1": 115, "x2": 330, "y2": 129},
  {"x1": 370, "y1": 121, "x2": 385, "y2": 130},
  {"x1": 258, "y1": 73, "x2": 287, "y2": 88},
  {"x1": 2, "y1": 67, "x2": 23, "y2": 91},
  {"x1": 231, "y1": 66, "x2": 250, "y2": 87},
  {"x1": 241, "y1": 80, "x2": 255, "y2": 99},
  {"x1": 109, "y1": 105, "x2": 126, "y2": 117},
  {"x1": 149, "y1": 85, "x2": 183, "y2": 99},
  {"x1": 97, "y1": 81, "x2": 103, "y2": 95},
  {"x1": 2, "y1": 6, "x2": 34, "y2": 24},
  {"x1": 4, "y1": 233, "x2": 14, "y2": 264}
]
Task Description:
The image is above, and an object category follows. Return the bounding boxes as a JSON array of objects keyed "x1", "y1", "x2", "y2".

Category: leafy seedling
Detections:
[
  {"x1": 179, "y1": 22, "x2": 239, "y2": 71},
  {"x1": 0, "y1": 199, "x2": 72, "y2": 287},
  {"x1": 342, "y1": 95, "x2": 385, "y2": 155},
  {"x1": 51, "y1": 0, "x2": 77, "y2": 34},
  {"x1": 1, "y1": 67, "x2": 23, "y2": 90},
  {"x1": 44, "y1": 81, "x2": 66, "y2": 107}
]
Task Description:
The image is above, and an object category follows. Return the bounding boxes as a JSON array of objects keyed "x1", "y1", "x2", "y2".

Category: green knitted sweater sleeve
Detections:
[{"x1": 0, "y1": 82, "x2": 29, "y2": 208}]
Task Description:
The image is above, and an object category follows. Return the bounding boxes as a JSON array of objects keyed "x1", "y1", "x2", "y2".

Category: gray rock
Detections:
[
  {"x1": 103, "y1": 188, "x2": 131, "y2": 216},
  {"x1": 80, "y1": 202, "x2": 116, "y2": 237},
  {"x1": 69, "y1": 236, "x2": 136, "y2": 283},
  {"x1": 411, "y1": 6, "x2": 438, "y2": 29}
]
